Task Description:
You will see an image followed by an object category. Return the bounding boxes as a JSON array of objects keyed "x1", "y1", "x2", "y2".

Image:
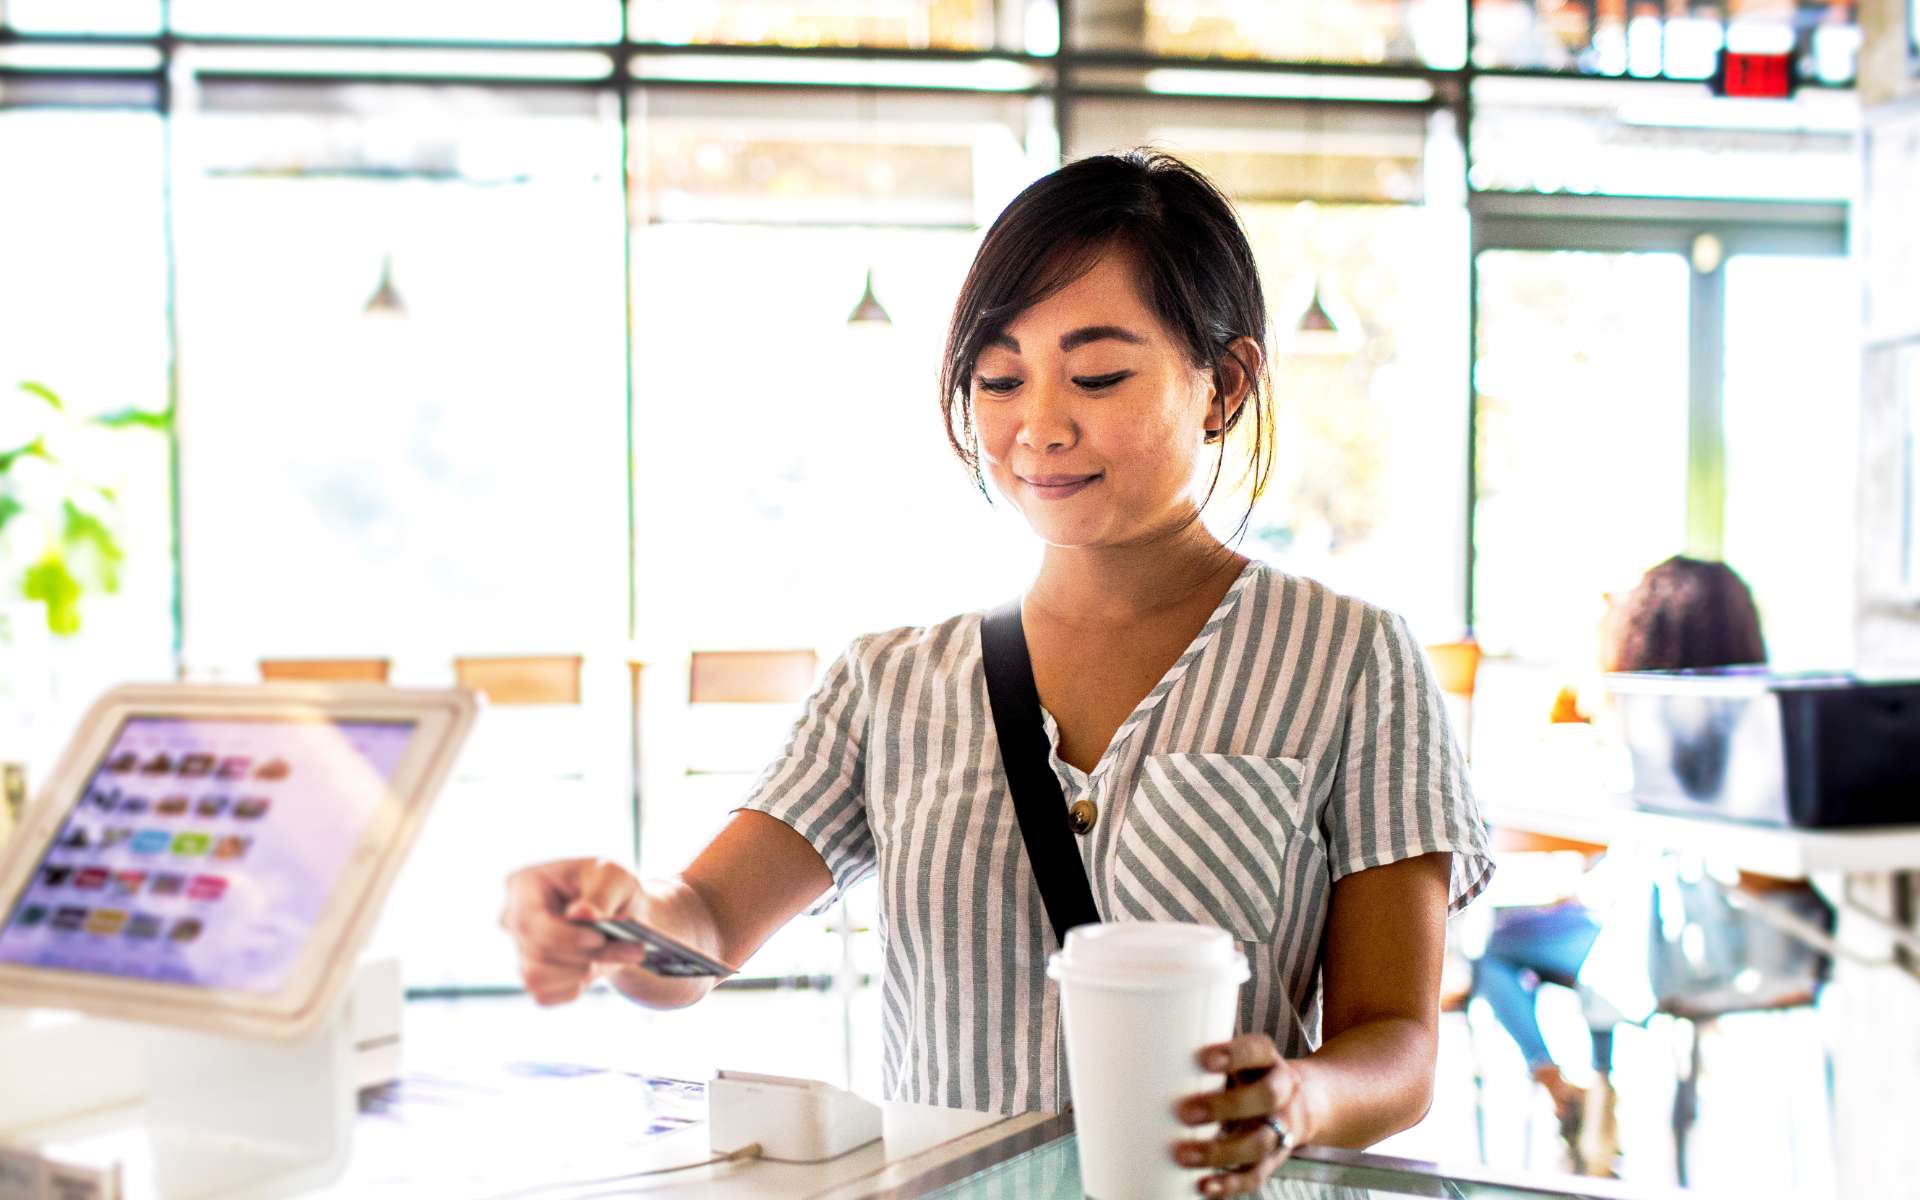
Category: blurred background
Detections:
[{"x1": 0, "y1": 0, "x2": 1917, "y2": 1194}]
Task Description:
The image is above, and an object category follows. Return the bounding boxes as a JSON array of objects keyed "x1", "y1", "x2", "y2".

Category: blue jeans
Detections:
[{"x1": 1472, "y1": 903, "x2": 1614, "y2": 1074}]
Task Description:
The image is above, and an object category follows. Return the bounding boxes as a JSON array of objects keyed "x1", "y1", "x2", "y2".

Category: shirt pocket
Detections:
[{"x1": 1109, "y1": 752, "x2": 1321, "y2": 944}]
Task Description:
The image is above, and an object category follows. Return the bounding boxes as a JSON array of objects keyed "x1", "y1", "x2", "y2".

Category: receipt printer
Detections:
[{"x1": 1606, "y1": 667, "x2": 1920, "y2": 828}]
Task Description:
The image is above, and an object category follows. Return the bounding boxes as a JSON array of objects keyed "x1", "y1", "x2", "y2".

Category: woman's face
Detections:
[{"x1": 970, "y1": 245, "x2": 1245, "y2": 552}]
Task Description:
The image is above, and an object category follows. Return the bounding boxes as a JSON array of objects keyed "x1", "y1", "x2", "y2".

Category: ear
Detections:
[{"x1": 1204, "y1": 336, "x2": 1264, "y2": 440}]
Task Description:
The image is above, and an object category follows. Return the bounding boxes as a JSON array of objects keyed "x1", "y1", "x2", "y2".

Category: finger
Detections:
[
  {"x1": 501, "y1": 869, "x2": 603, "y2": 947},
  {"x1": 565, "y1": 860, "x2": 640, "y2": 922},
  {"x1": 1176, "y1": 1075, "x2": 1282, "y2": 1126},
  {"x1": 512, "y1": 906, "x2": 608, "y2": 965},
  {"x1": 1198, "y1": 1154, "x2": 1280, "y2": 1198},
  {"x1": 1171, "y1": 1122, "x2": 1274, "y2": 1171},
  {"x1": 520, "y1": 959, "x2": 590, "y2": 1006},
  {"x1": 1195, "y1": 1033, "x2": 1279, "y2": 1075}
]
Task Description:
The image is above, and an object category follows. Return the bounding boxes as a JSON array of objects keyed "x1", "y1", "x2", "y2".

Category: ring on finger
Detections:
[{"x1": 1263, "y1": 1115, "x2": 1292, "y2": 1154}]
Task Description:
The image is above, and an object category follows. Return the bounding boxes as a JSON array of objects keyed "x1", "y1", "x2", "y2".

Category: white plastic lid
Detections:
[{"x1": 1046, "y1": 921, "x2": 1250, "y2": 991}]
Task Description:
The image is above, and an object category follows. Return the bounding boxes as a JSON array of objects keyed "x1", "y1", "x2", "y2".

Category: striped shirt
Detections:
[{"x1": 736, "y1": 558, "x2": 1493, "y2": 1115}]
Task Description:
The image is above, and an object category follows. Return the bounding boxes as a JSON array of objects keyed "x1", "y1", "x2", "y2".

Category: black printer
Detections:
[{"x1": 1604, "y1": 667, "x2": 1920, "y2": 829}]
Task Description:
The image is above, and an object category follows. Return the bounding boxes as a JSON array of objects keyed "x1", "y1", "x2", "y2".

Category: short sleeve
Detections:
[
  {"x1": 1321, "y1": 608, "x2": 1494, "y2": 915},
  {"x1": 732, "y1": 637, "x2": 877, "y2": 916}
]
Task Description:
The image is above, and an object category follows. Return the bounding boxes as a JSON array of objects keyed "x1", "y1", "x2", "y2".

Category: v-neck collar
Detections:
[{"x1": 1028, "y1": 557, "x2": 1262, "y2": 785}]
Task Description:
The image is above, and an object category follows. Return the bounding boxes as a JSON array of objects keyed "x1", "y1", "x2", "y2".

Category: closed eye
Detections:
[{"x1": 973, "y1": 371, "x2": 1133, "y2": 395}]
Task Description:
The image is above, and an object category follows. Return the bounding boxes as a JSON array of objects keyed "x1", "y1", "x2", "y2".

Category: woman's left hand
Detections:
[{"x1": 1171, "y1": 1033, "x2": 1309, "y2": 1197}]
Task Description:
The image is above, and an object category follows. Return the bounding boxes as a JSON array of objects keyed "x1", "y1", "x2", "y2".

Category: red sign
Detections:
[{"x1": 1713, "y1": 50, "x2": 1797, "y2": 98}]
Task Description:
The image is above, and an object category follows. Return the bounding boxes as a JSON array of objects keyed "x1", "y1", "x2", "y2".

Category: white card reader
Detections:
[{"x1": 707, "y1": 1070, "x2": 883, "y2": 1163}]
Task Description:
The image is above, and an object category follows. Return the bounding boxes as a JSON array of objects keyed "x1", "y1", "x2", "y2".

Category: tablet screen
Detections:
[{"x1": 0, "y1": 715, "x2": 418, "y2": 993}]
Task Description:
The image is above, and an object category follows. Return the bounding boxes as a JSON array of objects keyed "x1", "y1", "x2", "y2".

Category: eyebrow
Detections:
[{"x1": 985, "y1": 325, "x2": 1149, "y2": 355}]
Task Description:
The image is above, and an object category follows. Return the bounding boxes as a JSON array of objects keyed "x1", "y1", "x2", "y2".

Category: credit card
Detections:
[{"x1": 573, "y1": 917, "x2": 736, "y2": 978}]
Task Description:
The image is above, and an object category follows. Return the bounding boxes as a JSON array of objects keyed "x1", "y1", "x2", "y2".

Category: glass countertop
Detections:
[{"x1": 874, "y1": 1119, "x2": 1663, "y2": 1200}]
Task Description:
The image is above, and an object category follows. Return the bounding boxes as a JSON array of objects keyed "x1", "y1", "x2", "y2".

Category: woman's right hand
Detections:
[{"x1": 499, "y1": 857, "x2": 719, "y2": 1009}]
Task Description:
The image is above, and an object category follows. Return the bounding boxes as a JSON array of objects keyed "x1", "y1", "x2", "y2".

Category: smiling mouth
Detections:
[{"x1": 1022, "y1": 474, "x2": 1101, "y2": 487}]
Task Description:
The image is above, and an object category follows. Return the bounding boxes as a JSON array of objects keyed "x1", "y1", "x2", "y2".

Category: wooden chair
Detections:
[
  {"x1": 453, "y1": 654, "x2": 584, "y2": 706},
  {"x1": 259, "y1": 657, "x2": 391, "y2": 683},
  {"x1": 1424, "y1": 638, "x2": 1482, "y2": 758},
  {"x1": 688, "y1": 649, "x2": 820, "y2": 706}
]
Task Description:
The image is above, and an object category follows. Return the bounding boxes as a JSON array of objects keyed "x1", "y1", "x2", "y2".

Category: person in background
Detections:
[{"x1": 1470, "y1": 555, "x2": 1772, "y2": 1176}]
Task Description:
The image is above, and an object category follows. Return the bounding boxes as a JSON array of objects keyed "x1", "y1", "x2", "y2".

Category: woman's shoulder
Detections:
[
  {"x1": 1237, "y1": 561, "x2": 1408, "y2": 649},
  {"x1": 833, "y1": 610, "x2": 983, "y2": 676}
]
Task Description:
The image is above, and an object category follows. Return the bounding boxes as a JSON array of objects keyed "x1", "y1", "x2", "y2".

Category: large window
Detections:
[
  {"x1": 0, "y1": 103, "x2": 173, "y2": 780},
  {"x1": 173, "y1": 81, "x2": 629, "y2": 671}
]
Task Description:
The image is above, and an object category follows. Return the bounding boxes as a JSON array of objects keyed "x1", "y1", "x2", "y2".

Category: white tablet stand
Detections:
[
  {"x1": 143, "y1": 996, "x2": 357, "y2": 1199},
  {"x1": 0, "y1": 962, "x2": 400, "y2": 1200}
]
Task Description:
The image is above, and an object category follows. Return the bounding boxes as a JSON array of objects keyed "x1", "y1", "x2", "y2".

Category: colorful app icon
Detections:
[
  {"x1": 85, "y1": 908, "x2": 129, "y2": 936},
  {"x1": 132, "y1": 829, "x2": 173, "y2": 855},
  {"x1": 216, "y1": 757, "x2": 251, "y2": 781},
  {"x1": 187, "y1": 875, "x2": 227, "y2": 902},
  {"x1": 41, "y1": 865, "x2": 74, "y2": 888},
  {"x1": 179, "y1": 753, "x2": 215, "y2": 778},
  {"x1": 156, "y1": 795, "x2": 190, "y2": 817},
  {"x1": 73, "y1": 867, "x2": 110, "y2": 891},
  {"x1": 234, "y1": 797, "x2": 271, "y2": 820},
  {"x1": 255, "y1": 759, "x2": 291, "y2": 782},
  {"x1": 59, "y1": 827, "x2": 91, "y2": 850},
  {"x1": 195, "y1": 796, "x2": 231, "y2": 819},
  {"x1": 105, "y1": 751, "x2": 139, "y2": 774},
  {"x1": 167, "y1": 918, "x2": 203, "y2": 944},
  {"x1": 140, "y1": 753, "x2": 174, "y2": 776},
  {"x1": 119, "y1": 795, "x2": 151, "y2": 815},
  {"x1": 86, "y1": 789, "x2": 118, "y2": 812},
  {"x1": 100, "y1": 828, "x2": 134, "y2": 850},
  {"x1": 127, "y1": 912, "x2": 163, "y2": 939},
  {"x1": 150, "y1": 872, "x2": 185, "y2": 897},
  {"x1": 171, "y1": 833, "x2": 211, "y2": 857},
  {"x1": 16, "y1": 904, "x2": 49, "y2": 929},
  {"x1": 52, "y1": 906, "x2": 88, "y2": 932},
  {"x1": 211, "y1": 835, "x2": 252, "y2": 861},
  {"x1": 112, "y1": 870, "x2": 149, "y2": 895}
]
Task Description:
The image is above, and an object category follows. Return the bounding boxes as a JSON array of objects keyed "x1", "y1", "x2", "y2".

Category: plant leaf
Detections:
[
  {"x1": 91, "y1": 408, "x2": 171, "y2": 433},
  {"x1": 0, "y1": 496, "x2": 21, "y2": 537},
  {"x1": 22, "y1": 554, "x2": 83, "y2": 637},
  {"x1": 18, "y1": 381, "x2": 63, "y2": 411},
  {"x1": 0, "y1": 438, "x2": 50, "y2": 473},
  {"x1": 62, "y1": 499, "x2": 124, "y2": 595}
]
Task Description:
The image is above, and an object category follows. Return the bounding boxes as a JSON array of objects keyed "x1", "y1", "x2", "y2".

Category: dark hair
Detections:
[
  {"x1": 1602, "y1": 555, "x2": 1768, "y2": 672},
  {"x1": 937, "y1": 149, "x2": 1277, "y2": 543}
]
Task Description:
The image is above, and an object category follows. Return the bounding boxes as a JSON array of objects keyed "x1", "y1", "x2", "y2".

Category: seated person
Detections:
[{"x1": 1470, "y1": 555, "x2": 1832, "y2": 1177}]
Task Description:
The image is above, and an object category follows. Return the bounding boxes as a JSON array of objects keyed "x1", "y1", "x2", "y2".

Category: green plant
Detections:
[{"x1": 0, "y1": 381, "x2": 168, "y2": 637}]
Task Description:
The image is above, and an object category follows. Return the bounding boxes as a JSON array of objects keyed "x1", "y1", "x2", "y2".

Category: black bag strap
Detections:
[{"x1": 980, "y1": 598, "x2": 1101, "y2": 947}]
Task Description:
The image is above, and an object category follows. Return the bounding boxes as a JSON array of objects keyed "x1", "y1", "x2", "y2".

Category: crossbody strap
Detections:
[{"x1": 980, "y1": 599, "x2": 1101, "y2": 948}]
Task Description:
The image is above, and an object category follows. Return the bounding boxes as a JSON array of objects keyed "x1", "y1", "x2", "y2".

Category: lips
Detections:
[{"x1": 1020, "y1": 472, "x2": 1101, "y2": 500}]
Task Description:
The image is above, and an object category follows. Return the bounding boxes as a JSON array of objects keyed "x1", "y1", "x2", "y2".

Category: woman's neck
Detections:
[{"x1": 1026, "y1": 519, "x2": 1248, "y2": 628}]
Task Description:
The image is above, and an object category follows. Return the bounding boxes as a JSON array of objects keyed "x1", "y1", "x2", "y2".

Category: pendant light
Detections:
[
  {"x1": 848, "y1": 265, "x2": 891, "y2": 324},
  {"x1": 1288, "y1": 104, "x2": 1360, "y2": 353},
  {"x1": 364, "y1": 251, "x2": 407, "y2": 318},
  {"x1": 846, "y1": 86, "x2": 892, "y2": 327}
]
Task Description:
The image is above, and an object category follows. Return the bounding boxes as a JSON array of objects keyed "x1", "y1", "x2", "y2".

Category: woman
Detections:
[
  {"x1": 501, "y1": 150, "x2": 1493, "y2": 1197},
  {"x1": 1470, "y1": 554, "x2": 1794, "y2": 1176}
]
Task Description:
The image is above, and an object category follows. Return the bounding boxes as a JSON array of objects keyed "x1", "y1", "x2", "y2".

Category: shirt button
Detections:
[{"x1": 1068, "y1": 798, "x2": 1098, "y2": 835}]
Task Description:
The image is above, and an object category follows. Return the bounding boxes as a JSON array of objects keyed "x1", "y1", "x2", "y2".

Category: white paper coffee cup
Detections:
[{"x1": 1048, "y1": 921, "x2": 1251, "y2": 1200}]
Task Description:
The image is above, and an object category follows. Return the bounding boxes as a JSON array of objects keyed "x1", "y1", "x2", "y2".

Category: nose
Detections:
[{"x1": 1012, "y1": 376, "x2": 1076, "y2": 453}]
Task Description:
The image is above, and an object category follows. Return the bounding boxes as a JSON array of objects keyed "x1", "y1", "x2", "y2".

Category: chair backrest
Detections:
[
  {"x1": 1424, "y1": 639, "x2": 1481, "y2": 759},
  {"x1": 259, "y1": 657, "x2": 392, "y2": 683},
  {"x1": 688, "y1": 649, "x2": 819, "y2": 706},
  {"x1": 453, "y1": 654, "x2": 584, "y2": 706}
]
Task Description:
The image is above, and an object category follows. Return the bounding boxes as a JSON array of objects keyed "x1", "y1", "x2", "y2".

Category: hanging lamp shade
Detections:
[
  {"x1": 364, "y1": 252, "x2": 407, "y2": 318},
  {"x1": 847, "y1": 265, "x2": 891, "y2": 326},
  {"x1": 1296, "y1": 279, "x2": 1338, "y2": 335}
]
